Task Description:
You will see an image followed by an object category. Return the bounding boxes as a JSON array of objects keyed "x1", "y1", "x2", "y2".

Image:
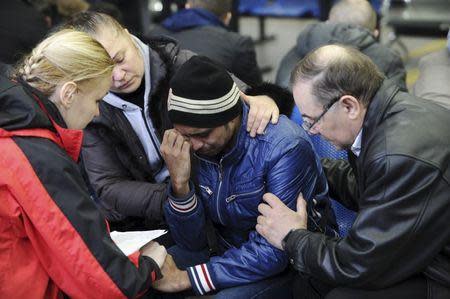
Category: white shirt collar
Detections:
[{"x1": 351, "y1": 129, "x2": 363, "y2": 157}]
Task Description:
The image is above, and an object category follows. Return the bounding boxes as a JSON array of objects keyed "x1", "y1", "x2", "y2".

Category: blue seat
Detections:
[
  {"x1": 290, "y1": 106, "x2": 356, "y2": 237},
  {"x1": 240, "y1": 0, "x2": 320, "y2": 18},
  {"x1": 240, "y1": 0, "x2": 382, "y2": 17}
]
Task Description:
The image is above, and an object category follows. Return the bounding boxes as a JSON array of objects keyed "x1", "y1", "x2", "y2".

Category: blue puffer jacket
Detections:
[{"x1": 164, "y1": 105, "x2": 337, "y2": 295}]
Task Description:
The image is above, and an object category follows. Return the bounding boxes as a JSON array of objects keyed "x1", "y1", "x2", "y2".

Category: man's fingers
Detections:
[
  {"x1": 271, "y1": 109, "x2": 280, "y2": 124},
  {"x1": 166, "y1": 130, "x2": 178, "y2": 147},
  {"x1": 255, "y1": 223, "x2": 265, "y2": 235},
  {"x1": 247, "y1": 107, "x2": 257, "y2": 135},
  {"x1": 296, "y1": 192, "x2": 307, "y2": 213},
  {"x1": 174, "y1": 133, "x2": 185, "y2": 151},
  {"x1": 256, "y1": 215, "x2": 264, "y2": 225},
  {"x1": 240, "y1": 91, "x2": 250, "y2": 104},
  {"x1": 257, "y1": 203, "x2": 272, "y2": 216},
  {"x1": 262, "y1": 193, "x2": 283, "y2": 208},
  {"x1": 251, "y1": 110, "x2": 264, "y2": 135},
  {"x1": 256, "y1": 111, "x2": 271, "y2": 134},
  {"x1": 181, "y1": 140, "x2": 191, "y2": 156}
]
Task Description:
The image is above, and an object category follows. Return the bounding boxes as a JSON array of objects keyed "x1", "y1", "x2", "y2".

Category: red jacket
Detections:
[{"x1": 0, "y1": 76, "x2": 159, "y2": 298}]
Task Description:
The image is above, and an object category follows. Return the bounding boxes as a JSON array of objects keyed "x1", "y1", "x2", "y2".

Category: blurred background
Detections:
[
  {"x1": 2, "y1": 0, "x2": 449, "y2": 89},
  {"x1": 110, "y1": 0, "x2": 450, "y2": 89}
]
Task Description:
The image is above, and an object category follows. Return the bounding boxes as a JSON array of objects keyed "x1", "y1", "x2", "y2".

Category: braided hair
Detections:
[{"x1": 14, "y1": 29, "x2": 114, "y2": 97}]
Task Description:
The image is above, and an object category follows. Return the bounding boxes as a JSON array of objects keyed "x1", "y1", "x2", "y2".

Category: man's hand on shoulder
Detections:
[
  {"x1": 240, "y1": 92, "x2": 279, "y2": 137},
  {"x1": 256, "y1": 193, "x2": 307, "y2": 250}
]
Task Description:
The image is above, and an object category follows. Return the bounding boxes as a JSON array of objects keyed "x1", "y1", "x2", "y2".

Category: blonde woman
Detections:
[{"x1": 0, "y1": 30, "x2": 165, "y2": 299}]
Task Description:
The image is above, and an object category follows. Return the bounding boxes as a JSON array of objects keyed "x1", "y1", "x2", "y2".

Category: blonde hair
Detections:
[{"x1": 15, "y1": 29, "x2": 114, "y2": 96}]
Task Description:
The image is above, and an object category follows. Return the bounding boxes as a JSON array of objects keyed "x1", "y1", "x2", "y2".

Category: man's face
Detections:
[
  {"x1": 174, "y1": 123, "x2": 236, "y2": 157},
  {"x1": 95, "y1": 28, "x2": 145, "y2": 94},
  {"x1": 292, "y1": 81, "x2": 355, "y2": 150}
]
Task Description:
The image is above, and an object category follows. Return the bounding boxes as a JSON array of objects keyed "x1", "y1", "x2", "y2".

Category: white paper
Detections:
[{"x1": 110, "y1": 229, "x2": 167, "y2": 256}]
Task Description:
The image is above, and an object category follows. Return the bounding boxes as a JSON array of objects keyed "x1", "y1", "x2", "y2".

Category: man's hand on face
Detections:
[
  {"x1": 240, "y1": 92, "x2": 279, "y2": 138},
  {"x1": 160, "y1": 129, "x2": 192, "y2": 197},
  {"x1": 152, "y1": 254, "x2": 191, "y2": 293},
  {"x1": 256, "y1": 193, "x2": 308, "y2": 250}
]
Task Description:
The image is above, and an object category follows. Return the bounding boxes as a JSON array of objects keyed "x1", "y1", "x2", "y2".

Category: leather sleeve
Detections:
[
  {"x1": 82, "y1": 123, "x2": 167, "y2": 224},
  {"x1": 321, "y1": 158, "x2": 359, "y2": 211},
  {"x1": 285, "y1": 155, "x2": 450, "y2": 288}
]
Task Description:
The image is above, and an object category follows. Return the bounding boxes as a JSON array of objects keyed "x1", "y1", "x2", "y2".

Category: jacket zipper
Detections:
[
  {"x1": 225, "y1": 185, "x2": 265, "y2": 203},
  {"x1": 196, "y1": 156, "x2": 225, "y2": 225},
  {"x1": 216, "y1": 159, "x2": 225, "y2": 224},
  {"x1": 199, "y1": 185, "x2": 213, "y2": 196},
  {"x1": 141, "y1": 110, "x2": 163, "y2": 162}
]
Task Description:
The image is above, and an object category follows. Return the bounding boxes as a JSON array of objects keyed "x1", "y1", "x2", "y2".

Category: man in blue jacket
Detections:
[{"x1": 155, "y1": 56, "x2": 337, "y2": 297}]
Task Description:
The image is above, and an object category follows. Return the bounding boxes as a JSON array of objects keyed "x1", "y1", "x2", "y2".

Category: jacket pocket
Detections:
[{"x1": 225, "y1": 185, "x2": 265, "y2": 204}]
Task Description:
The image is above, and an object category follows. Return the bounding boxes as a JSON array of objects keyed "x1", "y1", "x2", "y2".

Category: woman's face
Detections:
[
  {"x1": 94, "y1": 27, "x2": 145, "y2": 94},
  {"x1": 60, "y1": 75, "x2": 111, "y2": 130}
]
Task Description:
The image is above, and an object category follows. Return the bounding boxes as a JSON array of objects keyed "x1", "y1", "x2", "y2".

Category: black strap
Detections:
[{"x1": 205, "y1": 215, "x2": 219, "y2": 257}]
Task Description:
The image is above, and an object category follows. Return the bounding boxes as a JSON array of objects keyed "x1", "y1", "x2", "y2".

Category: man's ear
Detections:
[
  {"x1": 340, "y1": 95, "x2": 361, "y2": 120},
  {"x1": 59, "y1": 81, "x2": 78, "y2": 110}
]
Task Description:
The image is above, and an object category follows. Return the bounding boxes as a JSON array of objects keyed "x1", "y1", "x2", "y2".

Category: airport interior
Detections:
[{"x1": 1, "y1": 0, "x2": 449, "y2": 298}]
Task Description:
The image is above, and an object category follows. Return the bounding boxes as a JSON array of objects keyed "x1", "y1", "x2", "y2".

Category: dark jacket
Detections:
[
  {"x1": 82, "y1": 36, "x2": 194, "y2": 229},
  {"x1": 284, "y1": 81, "x2": 450, "y2": 296},
  {"x1": 0, "y1": 0, "x2": 48, "y2": 64},
  {"x1": 275, "y1": 23, "x2": 407, "y2": 90},
  {"x1": 149, "y1": 8, "x2": 262, "y2": 87},
  {"x1": 0, "y1": 75, "x2": 160, "y2": 298},
  {"x1": 165, "y1": 104, "x2": 337, "y2": 295}
]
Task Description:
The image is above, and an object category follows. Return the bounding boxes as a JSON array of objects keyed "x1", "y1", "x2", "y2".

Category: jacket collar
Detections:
[
  {"x1": 0, "y1": 78, "x2": 83, "y2": 162},
  {"x1": 23, "y1": 83, "x2": 83, "y2": 162},
  {"x1": 361, "y1": 79, "x2": 399, "y2": 153}
]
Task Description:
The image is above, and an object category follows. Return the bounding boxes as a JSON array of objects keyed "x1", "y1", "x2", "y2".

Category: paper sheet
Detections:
[{"x1": 110, "y1": 229, "x2": 167, "y2": 256}]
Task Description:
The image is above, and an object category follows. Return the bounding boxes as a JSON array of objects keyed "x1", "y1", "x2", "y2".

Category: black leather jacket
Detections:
[{"x1": 284, "y1": 81, "x2": 450, "y2": 292}]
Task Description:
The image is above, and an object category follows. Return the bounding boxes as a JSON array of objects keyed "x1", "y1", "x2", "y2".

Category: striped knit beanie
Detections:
[{"x1": 168, "y1": 56, "x2": 242, "y2": 128}]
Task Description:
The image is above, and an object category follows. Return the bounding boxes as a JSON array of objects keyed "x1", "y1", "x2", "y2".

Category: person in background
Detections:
[
  {"x1": 149, "y1": 0, "x2": 262, "y2": 87},
  {"x1": 63, "y1": 12, "x2": 284, "y2": 232},
  {"x1": 0, "y1": 0, "x2": 49, "y2": 64},
  {"x1": 413, "y1": 29, "x2": 450, "y2": 110},
  {"x1": 257, "y1": 44, "x2": 450, "y2": 299},
  {"x1": 0, "y1": 29, "x2": 166, "y2": 299},
  {"x1": 276, "y1": 0, "x2": 406, "y2": 91}
]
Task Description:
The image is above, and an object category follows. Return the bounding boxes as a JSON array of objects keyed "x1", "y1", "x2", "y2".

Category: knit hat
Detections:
[{"x1": 168, "y1": 56, "x2": 242, "y2": 128}]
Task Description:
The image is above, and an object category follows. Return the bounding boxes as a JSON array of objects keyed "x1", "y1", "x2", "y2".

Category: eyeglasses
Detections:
[{"x1": 302, "y1": 97, "x2": 340, "y2": 133}]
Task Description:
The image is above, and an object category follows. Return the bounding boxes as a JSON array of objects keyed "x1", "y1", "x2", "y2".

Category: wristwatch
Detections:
[{"x1": 281, "y1": 229, "x2": 296, "y2": 250}]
